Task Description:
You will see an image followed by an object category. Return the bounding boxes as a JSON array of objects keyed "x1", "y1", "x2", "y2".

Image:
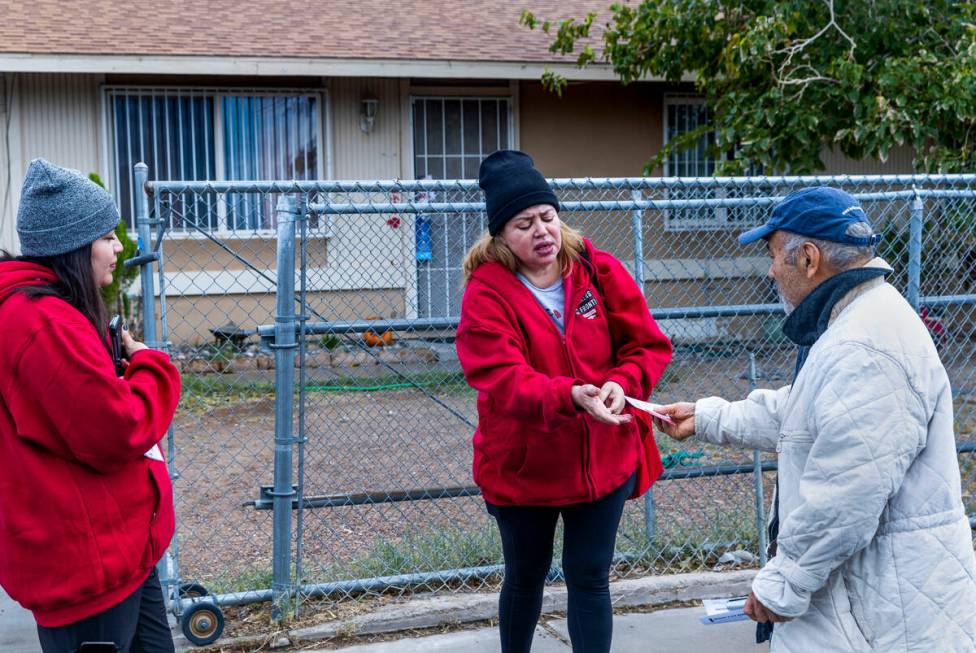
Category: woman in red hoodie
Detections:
[
  {"x1": 0, "y1": 159, "x2": 181, "y2": 652},
  {"x1": 456, "y1": 151, "x2": 672, "y2": 653}
]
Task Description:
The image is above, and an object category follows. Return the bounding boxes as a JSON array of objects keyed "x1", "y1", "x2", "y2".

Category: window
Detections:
[
  {"x1": 105, "y1": 87, "x2": 323, "y2": 235},
  {"x1": 663, "y1": 96, "x2": 764, "y2": 230},
  {"x1": 413, "y1": 97, "x2": 509, "y2": 180},
  {"x1": 665, "y1": 97, "x2": 717, "y2": 179},
  {"x1": 411, "y1": 96, "x2": 512, "y2": 318}
]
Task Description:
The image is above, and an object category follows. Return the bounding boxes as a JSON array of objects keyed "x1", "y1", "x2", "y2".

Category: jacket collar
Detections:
[
  {"x1": 0, "y1": 260, "x2": 57, "y2": 306},
  {"x1": 782, "y1": 257, "x2": 891, "y2": 348}
]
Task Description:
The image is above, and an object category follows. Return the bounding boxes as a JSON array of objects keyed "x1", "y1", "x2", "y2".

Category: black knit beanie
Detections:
[{"x1": 478, "y1": 150, "x2": 559, "y2": 236}]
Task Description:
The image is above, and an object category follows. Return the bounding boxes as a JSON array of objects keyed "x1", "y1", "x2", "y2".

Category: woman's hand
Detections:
[
  {"x1": 598, "y1": 381, "x2": 627, "y2": 415},
  {"x1": 652, "y1": 402, "x2": 696, "y2": 440},
  {"x1": 121, "y1": 324, "x2": 149, "y2": 360},
  {"x1": 572, "y1": 383, "x2": 632, "y2": 426}
]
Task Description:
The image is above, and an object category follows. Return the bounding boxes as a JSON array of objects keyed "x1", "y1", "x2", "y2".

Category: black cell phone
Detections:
[
  {"x1": 76, "y1": 643, "x2": 119, "y2": 653},
  {"x1": 108, "y1": 315, "x2": 124, "y2": 376}
]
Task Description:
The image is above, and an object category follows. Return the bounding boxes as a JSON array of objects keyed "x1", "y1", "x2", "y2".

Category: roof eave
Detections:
[{"x1": 0, "y1": 53, "x2": 671, "y2": 82}]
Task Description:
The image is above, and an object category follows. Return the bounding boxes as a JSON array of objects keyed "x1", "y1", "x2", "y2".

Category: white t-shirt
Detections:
[{"x1": 517, "y1": 273, "x2": 565, "y2": 334}]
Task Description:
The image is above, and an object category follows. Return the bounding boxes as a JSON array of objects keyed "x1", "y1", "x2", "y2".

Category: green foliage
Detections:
[
  {"x1": 208, "y1": 564, "x2": 274, "y2": 595},
  {"x1": 345, "y1": 527, "x2": 502, "y2": 578},
  {"x1": 522, "y1": 1, "x2": 976, "y2": 174},
  {"x1": 89, "y1": 172, "x2": 139, "y2": 316},
  {"x1": 320, "y1": 334, "x2": 342, "y2": 350}
]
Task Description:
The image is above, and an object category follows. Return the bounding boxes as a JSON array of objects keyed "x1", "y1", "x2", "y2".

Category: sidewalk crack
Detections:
[{"x1": 540, "y1": 620, "x2": 571, "y2": 646}]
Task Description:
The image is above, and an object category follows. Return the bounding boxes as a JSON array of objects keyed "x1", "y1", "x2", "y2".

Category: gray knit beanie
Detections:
[{"x1": 16, "y1": 158, "x2": 120, "y2": 257}]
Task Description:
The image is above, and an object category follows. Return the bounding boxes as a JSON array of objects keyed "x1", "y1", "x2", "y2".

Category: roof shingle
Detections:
[{"x1": 0, "y1": 1, "x2": 608, "y2": 63}]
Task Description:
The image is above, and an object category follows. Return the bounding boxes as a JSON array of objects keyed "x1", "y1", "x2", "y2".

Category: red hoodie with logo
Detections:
[
  {"x1": 0, "y1": 261, "x2": 181, "y2": 627},
  {"x1": 456, "y1": 241, "x2": 672, "y2": 506}
]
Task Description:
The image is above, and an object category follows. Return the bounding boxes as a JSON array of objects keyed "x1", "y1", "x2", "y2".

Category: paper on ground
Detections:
[
  {"x1": 699, "y1": 596, "x2": 749, "y2": 625},
  {"x1": 624, "y1": 396, "x2": 675, "y2": 424}
]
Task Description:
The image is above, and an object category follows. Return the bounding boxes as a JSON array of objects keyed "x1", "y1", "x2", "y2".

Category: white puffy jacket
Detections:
[{"x1": 696, "y1": 262, "x2": 976, "y2": 652}]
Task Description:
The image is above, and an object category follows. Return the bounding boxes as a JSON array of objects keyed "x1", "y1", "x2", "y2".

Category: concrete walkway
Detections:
[
  {"x1": 1, "y1": 585, "x2": 41, "y2": 653},
  {"x1": 2, "y1": 596, "x2": 765, "y2": 653},
  {"x1": 310, "y1": 607, "x2": 768, "y2": 652},
  {"x1": 2, "y1": 597, "x2": 766, "y2": 653},
  {"x1": 4, "y1": 571, "x2": 763, "y2": 653}
]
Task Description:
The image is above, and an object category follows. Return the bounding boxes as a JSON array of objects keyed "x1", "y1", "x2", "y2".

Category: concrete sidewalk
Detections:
[
  {"x1": 309, "y1": 607, "x2": 768, "y2": 652},
  {"x1": 4, "y1": 598, "x2": 767, "y2": 653},
  {"x1": 4, "y1": 571, "x2": 762, "y2": 652},
  {"x1": 1, "y1": 585, "x2": 41, "y2": 653}
]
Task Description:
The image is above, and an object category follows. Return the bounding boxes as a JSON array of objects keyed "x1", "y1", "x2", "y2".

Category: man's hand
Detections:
[
  {"x1": 743, "y1": 591, "x2": 792, "y2": 624},
  {"x1": 572, "y1": 384, "x2": 632, "y2": 426},
  {"x1": 652, "y1": 402, "x2": 696, "y2": 440}
]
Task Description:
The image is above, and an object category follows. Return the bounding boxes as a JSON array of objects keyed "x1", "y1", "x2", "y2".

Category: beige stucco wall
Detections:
[
  {"x1": 521, "y1": 79, "x2": 917, "y2": 178},
  {"x1": 165, "y1": 237, "x2": 283, "y2": 272},
  {"x1": 519, "y1": 80, "x2": 665, "y2": 178},
  {"x1": 0, "y1": 73, "x2": 934, "y2": 345},
  {"x1": 159, "y1": 288, "x2": 405, "y2": 345},
  {"x1": 521, "y1": 81, "x2": 920, "y2": 292}
]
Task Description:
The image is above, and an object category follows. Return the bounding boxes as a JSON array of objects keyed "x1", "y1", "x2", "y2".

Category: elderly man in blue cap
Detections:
[{"x1": 657, "y1": 187, "x2": 976, "y2": 652}]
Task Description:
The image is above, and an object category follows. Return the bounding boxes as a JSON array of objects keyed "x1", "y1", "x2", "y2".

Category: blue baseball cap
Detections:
[{"x1": 738, "y1": 186, "x2": 880, "y2": 247}]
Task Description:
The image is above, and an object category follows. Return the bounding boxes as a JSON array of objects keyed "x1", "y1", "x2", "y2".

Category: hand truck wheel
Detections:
[
  {"x1": 180, "y1": 602, "x2": 224, "y2": 646},
  {"x1": 178, "y1": 582, "x2": 210, "y2": 599}
]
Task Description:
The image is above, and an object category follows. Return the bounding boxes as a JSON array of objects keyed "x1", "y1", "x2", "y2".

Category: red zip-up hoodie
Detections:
[
  {"x1": 0, "y1": 261, "x2": 181, "y2": 627},
  {"x1": 456, "y1": 241, "x2": 672, "y2": 506}
]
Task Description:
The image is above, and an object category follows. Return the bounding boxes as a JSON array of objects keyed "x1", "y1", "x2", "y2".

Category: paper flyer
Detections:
[
  {"x1": 624, "y1": 396, "x2": 675, "y2": 425},
  {"x1": 699, "y1": 596, "x2": 750, "y2": 625}
]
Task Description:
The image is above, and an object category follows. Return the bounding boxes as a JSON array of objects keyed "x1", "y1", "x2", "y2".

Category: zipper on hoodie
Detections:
[
  {"x1": 562, "y1": 335, "x2": 596, "y2": 502},
  {"x1": 562, "y1": 273, "x2": 597, "y2": 503},
  {"x1": 515, "y1": 262, "x2": 598, "y2": 503}
]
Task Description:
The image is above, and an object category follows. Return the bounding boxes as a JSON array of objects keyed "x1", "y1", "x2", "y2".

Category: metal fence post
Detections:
[
  {"x1": 631, "y1": 189, "x2": 657, "y2": 540},
  {"x1": 632, "y1": 189, "x2": 645, "y2": 288},
  {"x1": 133, "y1": 163, "x2": 157, "y2": 347},
  {"x1": 133, "y1": 164, "x2": 177, "y2": 611},
  {"x1": 907, "y1": 188, "x2": 924, "y2": 311},
  {"x1": 748, "y1": 352, "x2": 768, "y2": 566},
  {"x1": 271, "y1": 195, "x2": 299, "y2": 620}
]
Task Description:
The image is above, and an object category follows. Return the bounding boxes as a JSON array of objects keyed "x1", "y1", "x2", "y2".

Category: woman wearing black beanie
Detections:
[{"x1": 456, "y1": 150, "x2": 673, "y2": 653}]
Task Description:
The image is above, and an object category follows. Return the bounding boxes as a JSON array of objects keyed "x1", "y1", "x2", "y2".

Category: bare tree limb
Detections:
[{"x1": 772, "y1": 0, "x2": 855, "y2": 87}]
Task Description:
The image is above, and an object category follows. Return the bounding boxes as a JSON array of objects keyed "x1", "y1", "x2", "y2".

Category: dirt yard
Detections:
[{"x1": 167, "y1": 342, "x2": 976, "y2": 600}]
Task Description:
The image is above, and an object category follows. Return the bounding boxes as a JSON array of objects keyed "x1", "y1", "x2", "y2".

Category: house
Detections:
[{"x1": 0, "y1": 1, "x2": 915, "y2": 343}]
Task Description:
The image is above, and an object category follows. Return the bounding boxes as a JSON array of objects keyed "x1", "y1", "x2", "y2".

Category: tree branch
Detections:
[{"x1": 772, "y1": 0, "x2": 855, "y2": 86}]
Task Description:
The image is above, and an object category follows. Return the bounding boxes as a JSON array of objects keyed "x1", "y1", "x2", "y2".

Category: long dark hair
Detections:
[{"x1": 1, "y1": 243, "x2": 109, "y2": 344}]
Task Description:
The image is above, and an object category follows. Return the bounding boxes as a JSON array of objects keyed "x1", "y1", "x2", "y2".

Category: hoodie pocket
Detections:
[
  {"x1": 830, "y1": 573, "x2": 872, "y2": 651},
  {"x1": 841, "y1": 572, "x2": 874, "y2": 647},
  {"x1": 146, "y1": 459, "x2": 175, "y2": 566}
]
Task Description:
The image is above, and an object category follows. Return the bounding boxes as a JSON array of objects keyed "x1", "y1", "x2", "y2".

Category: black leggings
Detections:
[
  {"x1": 486, "y1": 472, "x2": 636, "y2": 653},
  {"x1": 36, "y1": 567, "x2": 175, "y2": 653}
]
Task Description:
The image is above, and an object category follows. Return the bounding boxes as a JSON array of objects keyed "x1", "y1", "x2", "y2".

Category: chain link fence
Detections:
[{"x1": 132, "y1": 168, "x2": 976, "y2": 636}]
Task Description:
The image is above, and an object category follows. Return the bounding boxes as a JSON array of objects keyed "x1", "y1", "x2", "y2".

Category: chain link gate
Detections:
[{"x1": 132, "y1": 168, "x2": 976, "y2": 642}]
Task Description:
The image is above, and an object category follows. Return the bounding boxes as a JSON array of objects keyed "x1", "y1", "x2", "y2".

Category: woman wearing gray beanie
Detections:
[
  {"x1": 456, "y1": 150, "x2": 673, "y2": 653},
  {"x1": 0, "y1": 159, "x2": 181, "y2": 652}
]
